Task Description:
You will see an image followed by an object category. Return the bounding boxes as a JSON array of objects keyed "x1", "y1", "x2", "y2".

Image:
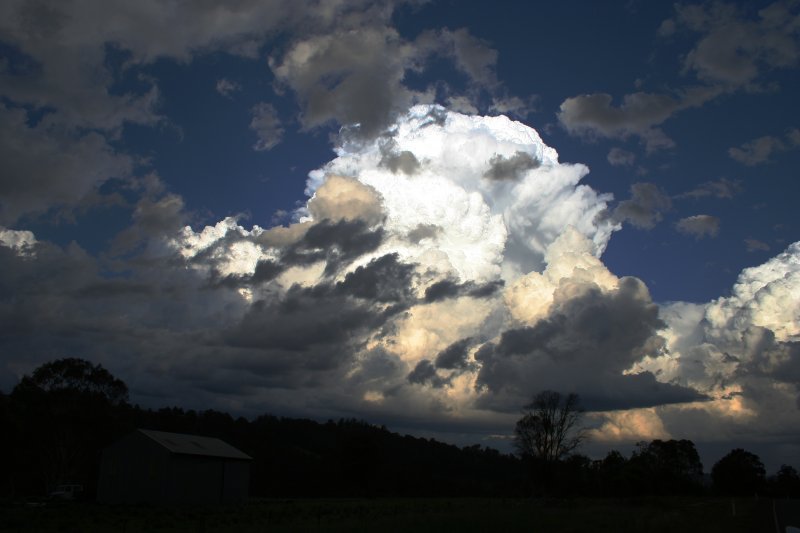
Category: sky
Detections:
[{"x1": 1, "y1": 0, "x2": 799, "y2": 471}]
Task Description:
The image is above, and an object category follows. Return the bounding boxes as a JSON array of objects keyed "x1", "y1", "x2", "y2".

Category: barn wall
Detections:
[
  {"x1": 222, "y1": 460, "x2": 250, "y2": 503},
  {"x1": 97, "y1": 431, "x2": 251, "y2": 505},
  {"x1": 167, "y1": 455, "x2": 223, "y2": 504},
  {"x1": 97, "y1": 432, "x2": 171, "y2": 504}
]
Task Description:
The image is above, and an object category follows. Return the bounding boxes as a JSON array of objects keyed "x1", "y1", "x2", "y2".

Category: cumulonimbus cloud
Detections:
[{"x1": 1, "y1": 105, "x2": 799, "y2": 464}]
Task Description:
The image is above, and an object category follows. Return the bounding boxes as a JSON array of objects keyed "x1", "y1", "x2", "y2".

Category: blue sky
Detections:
[{"x1": 1, "y1": 0, "x2": 799, "y2": 470}]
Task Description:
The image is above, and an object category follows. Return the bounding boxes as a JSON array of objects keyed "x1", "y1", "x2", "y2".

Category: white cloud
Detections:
[
  {"x1": 706, "y1": 241, "x2": 800, "y2": 343},
  {"x1": 309, "y1": 105, "x2": 617, "y2": 278},
  {"x1": 0, "y1": 227, "x2": 37, "y2": 254}
]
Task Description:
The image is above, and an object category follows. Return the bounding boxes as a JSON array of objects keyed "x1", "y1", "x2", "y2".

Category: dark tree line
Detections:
[{"x1": 1, "y1": 360, "x2": 798, "y2": 501}]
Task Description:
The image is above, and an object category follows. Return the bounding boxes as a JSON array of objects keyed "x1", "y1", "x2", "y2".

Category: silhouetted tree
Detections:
[
  {"x1": 771, "y1": 464, "x2": 800, "y2": 498},
  {"x1": 514, "y1": 390, "x2": 585, "y2": 462},
  {"x1": 10, "y1": 358, "x2": 129, "y2": 496},
  {"x1": 14, "y1": 357, "x2": 128, "y2": 405},
  {"x1": 629, "y1": 439, "x2": 704, "y2": 494},
  {"x1": 593, "y1": 450, "x2": 629, "y2": 495},
  {"x1": 711, "y1": 448, "x2": 766, "y2": 496}
]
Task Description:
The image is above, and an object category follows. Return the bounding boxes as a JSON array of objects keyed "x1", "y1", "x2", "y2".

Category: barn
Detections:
[{"x1": 97, "y1": 429, "x2": 252, "y2": 504}]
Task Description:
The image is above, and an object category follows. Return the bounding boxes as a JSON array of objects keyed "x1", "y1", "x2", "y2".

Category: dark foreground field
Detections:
[{"x1": 0, "y1": 497, "x2": 785, "y2": 532}]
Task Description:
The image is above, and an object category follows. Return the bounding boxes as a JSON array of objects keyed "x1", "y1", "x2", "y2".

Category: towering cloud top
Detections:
[{"x1": 307, "y1": 105, "x2": 617, "y2": 282}]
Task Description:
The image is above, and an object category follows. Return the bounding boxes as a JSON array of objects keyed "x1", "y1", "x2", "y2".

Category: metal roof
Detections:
[{"x1": 139, "y1": 429, "x2": 252, "y2": 460}]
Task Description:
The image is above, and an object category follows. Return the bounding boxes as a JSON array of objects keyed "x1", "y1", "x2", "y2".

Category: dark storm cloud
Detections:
[
  {"x1": 610, "y1": 182, "x2": 672, "y2": 230},
  {"x1": 293, "y1": 219, "x2": 384, "y2": 274},
  {"x1": 424, "y1": 278, "x2": 504, "y2": 303},
  {"x1": 226, "y1": 252, "x2": 419, "y2": 357},
  {"x1": 434, "y1": 337, "x2": 475, "y2": 370},
  {"x1": 226, "y1": 285, "x2": 379, "y2": 352},
  {"x1": 407, "y1": 359, "x2": 450, "y2": 388},
  {"x1": 483, "y1": 151, "x2": 540, "y2": 181},
  {"x1": 75, "y1": 280, "x2": 155, "y2": 299},
  {"x1": 336, "y1": 253, "x2": 416, "y2": 303},
  {"x1": 475, "y1": 277, "x2": 705, "y2": 412}
]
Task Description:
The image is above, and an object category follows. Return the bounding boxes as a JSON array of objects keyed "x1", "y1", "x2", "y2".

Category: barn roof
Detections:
[{"x1": 139, "y1": 429, "x2": 252, "y2": 460}]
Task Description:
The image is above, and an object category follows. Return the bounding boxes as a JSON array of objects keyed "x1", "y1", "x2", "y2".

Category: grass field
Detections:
[{"x1": 0, "y1": 497, "x2": 775, "y2": 532}]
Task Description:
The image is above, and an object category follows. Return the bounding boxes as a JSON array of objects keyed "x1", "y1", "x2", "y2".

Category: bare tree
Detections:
[{"x1": 514, "y1": 390, "x2": 585, "y2": 462}]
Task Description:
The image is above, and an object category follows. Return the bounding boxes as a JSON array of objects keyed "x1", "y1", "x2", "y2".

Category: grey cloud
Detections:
[
  {"x1": 611, "y1": 182, "x2": 672, "y2": 229},
  {"x1": 557, "y1": 88, "x2": 718, "y2": 152},
  {"x1": 209, "y1": 218, "x2": 386, "y2": 288},
  {"x1": 111, "y1": 192, "x2": 187, "y2": 255},
  {"x1": 250, "y1": 103, "x2": 284, "y2": 151},
  {"x1": 406, "y1": 223, "x2": 441, "y2": 243},
  {"x1": 75, "y1": 280, "x2": 155, "y2": 299},
  {"x1": 728, "y1": 129, "x2": 800, "y2": 165},
  {"x1": 729, "y1": 135, "x2": 784, "y2": 165},
  {"x1": 296, "y1": 219, "x2": 384, "y2": 274},
  {"x1": 745, "y1": 238, "x2": 770, "y2": 252},
  {"x1": 336, "y1": 253, "x2": 416, "y2": 303},
  {"x1": 227, "y1": 283, "x2": 380, "y2": 353},
  {"x1": 789, "y1": 128, "x2": 800, "y2": 146},
  {"x1": 488, "y1": 94, "x2": 536, "y2": 119},
  {"x1": 676, "y1": 215, "x2": 720, "y2": 239},
  {"x1": 424, "y1": 280, "x2": 462, "y2": 302},
  {"x1": 467, "y1": 280, "x2": 505, "y2": 299},
  {"x1": 379, "y1": 141, "x2": 421, "y2": 175},
  {"x1": 447, "y1": 28, "x2": 498, "y2": 88},
  {"x1": 0, "y1": 103, "x2": 133, "y2": 224},
  {"x1": 216, "y1": 78, "x2": 240, "y2": 97},
  {"x1": 607, "y1": 147, "x2": 636, "y2": 167},
  {"x1": 271, "y1": 24, "x2": 504, "y2": 140},
  {"x1": 213, "y1": 259, "x2": 284, "y2": 289},
  {"x1": 252, "y1": 260, "x2": 283, "y2": 283},
  {"x1": 669, "y1": 1, "x2": 800, "y2": 87},
  {"x1": 445, "y1": 95, "x2": 479, "y2": 115},
  {"x1": 679, "y1": 178, "x2": 742, "y2": 199},
  {"x1": 483, "y1": 151, "x2": 540, "y2": 181},
  {"x1": 270, "y1": 26, "x2": 422, "y2": 139},
  {"x1": 0, "y1": 0, "x2": 404, "y2": 222}
]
